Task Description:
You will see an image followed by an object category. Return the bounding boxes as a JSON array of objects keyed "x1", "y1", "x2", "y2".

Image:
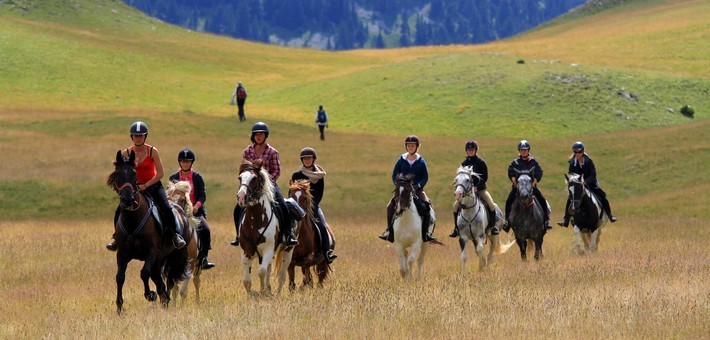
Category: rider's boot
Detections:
[
  {"x1": 325, "y1": 249, "x2": 337, "y2": 263},
  {"x1": 231, "y1": 205, "x2": 241, "y2": 246},
  {"x1": 448, "y1": 211, "x2": 459, "y2": 238},
  {"x1": 422, "y1": 213, "x2": 436, "y2": 242},
  {"x1": 557, "y1": 214, "x2": 571, "y2": 227},
  {"x1": 602, "y1": 198, "x2": 618, "y2": 223},
  {"x1": 503, "y1": 211, "x2": 512, "y2": 233},
  {"x1": 106, "y1": 233, "x2": 117, "y2": 251},
  {"x1": 379, "y1": 206, "x2": 395, "y2": 243},
  {"x1": 543, "y1": 215, "x2": 553, "y2": 230},
  {"x1": 488, "y1": 209, "x2": 499, "y2": 235},
  {"x1": 200, "y1": 250, "x2": 216, "y2": 270}
]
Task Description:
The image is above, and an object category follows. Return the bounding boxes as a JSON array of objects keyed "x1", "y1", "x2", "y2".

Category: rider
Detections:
[
  {"x1": 231, "y1": 122, "x2": 299, "y2": 248},
  {"x1": 291, "y1": 147, "x2": 337, "y2": 263},
  {"x1": 449, "y1": 140, "x2": 501, "y2": 237},
  {"x1": 504, "y1": 140, "x2": 553, "y2": 230},
  {"x1": 557, "y1": 141, "x2": 618, "y2": 227},
  {"x1": 169, "y1": 148, "x2": 216, "y2": 270},
  {"x1": 106, "y1": 121, "x2": 186, "y2": 251},
  {"x1": 379, "y1": 135, "x2": 437, "y2": 243}
]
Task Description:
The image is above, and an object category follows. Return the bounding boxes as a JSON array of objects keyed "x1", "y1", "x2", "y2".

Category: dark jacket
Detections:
[
  {"x1": 568, "y1": 154, "x2": 599, "y2": 189},
  {"x1": 508, "y1": 156, "x2": 543, "y2": 183},
  {"x1": 392, "y1": 153, "x2": 428, "y2": 189},
  {"x1": 169, "y1": 170, "x2": 207, "y2": 217},
  {"x1": 291, "y1": 170, "x2": 324, "y2": 207},
  {"x1": 461, "y1": 155, "x2": 488, "y2": 191}
]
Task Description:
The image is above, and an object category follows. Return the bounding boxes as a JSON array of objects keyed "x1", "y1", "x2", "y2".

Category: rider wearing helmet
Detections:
[
  {"x1": 231, "y1": 122, "x2": 299, "y2": 247},
  {"x1": 557, "y1": 141, "x2": 617, "y2": 227},
  {"x1": 379, "y1": 135, "x2": 437, "y2": 243},
  {"x1": 169, "y1": 148, "x2": 216, "y2": 270},
  {"x1": 106, "y1": 121, "x2": 187, "y2": 251},
  {"x1": 291, "y1": 147, "x2": 337, "y2": 263},
  {"x1": 504, "y1": 140, "x2": 553, "y2": 230},
  {"x1": 449, "y1": 140, "x2": 502, "y2": 237}
]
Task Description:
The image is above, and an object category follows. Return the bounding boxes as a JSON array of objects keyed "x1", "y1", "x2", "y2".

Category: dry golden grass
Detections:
[{"x1": 1, "y1": 216, "x2": 707, "y2": 338}]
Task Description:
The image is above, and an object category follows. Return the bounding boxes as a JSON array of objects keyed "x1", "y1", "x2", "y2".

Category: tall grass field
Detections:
[{"x1": 0, "y1": 0, "x2": 708, "y2": 338}]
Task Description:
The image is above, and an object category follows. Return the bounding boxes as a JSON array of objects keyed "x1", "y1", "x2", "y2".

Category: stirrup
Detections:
[
  {"x1": 230, "y1": 237, "x2": 240, "y2": 246},
  {"x1": 173, "y1": 234, "x2": 186, "y2": 249},
  {"x1": 609, "y1": 215, "x2": 618, "y2": 223},
  {"x1": 106, "y1": 239, "x2": 117, "y2": 252},
  {"x1": 423, "y1": 233, "x2": 436, "y2": 242},
  {"x1": 201, "y1": 258, "x2": 216, "y2": 270},
  {"x1": 448, "y1": 228, "x2": 459, "y2": 238}
]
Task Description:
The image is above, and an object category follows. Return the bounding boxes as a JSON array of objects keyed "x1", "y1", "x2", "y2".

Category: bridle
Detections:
[
  {"x1": 240, "y1": 170, "x2": 264, "y2": 206},
  {"x1": 454, "y1": 172, "x2": 478, "y2": 210}
]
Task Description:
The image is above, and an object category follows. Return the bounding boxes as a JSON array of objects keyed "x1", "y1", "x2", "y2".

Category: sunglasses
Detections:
[{"x1": 574, "y1": 151, "x2": 584, "y2": 154}]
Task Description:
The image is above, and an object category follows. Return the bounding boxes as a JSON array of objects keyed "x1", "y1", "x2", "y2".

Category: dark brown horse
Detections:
[
  {"x1": 107, "y1": 150, "x2": 192, "y2": 314},
  {"x1": 280, "y1": 180, "x2": 333, "y2": 289}
]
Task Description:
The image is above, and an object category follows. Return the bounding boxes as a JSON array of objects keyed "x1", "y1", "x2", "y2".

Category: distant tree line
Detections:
[{"x1": 123, "y1": 0, "x2": 586, "y2": 50}]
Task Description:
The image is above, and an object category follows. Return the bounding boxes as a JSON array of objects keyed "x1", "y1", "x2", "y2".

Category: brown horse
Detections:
[
  {"x1": 236, "y1": 159, "x2": 292, "y2": 296},
  {"x1": 278, "y1": 180, "x2": 333, "y2": 289},
  {"x1": 107, "y1": 150, "x2": 192, "y2": 314}
]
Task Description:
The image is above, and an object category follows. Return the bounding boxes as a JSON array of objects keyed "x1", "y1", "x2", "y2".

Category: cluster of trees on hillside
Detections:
[{"x1": 123, "y1": 0, "x2": 586, "y2": 50}]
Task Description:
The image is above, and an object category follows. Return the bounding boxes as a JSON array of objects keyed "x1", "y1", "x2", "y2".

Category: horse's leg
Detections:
[
  {"x1": 534, "y1": 235, "x2": 544, "y2": 261},
  {"x1": 517, "y1": 236, "x2": 527, "y2": 261},
  {"x1": 140, "y1": 256, "x2": 157, "y2": 303},
  {"x1": 590, "y1": 228, "x2": 600, "y2": 253},
  {"x1": 487, "y1": 234, "x2": 498, "y2": 265},
  {"x1": 288, "y1": 264, "x2": 297, "y2": 291},
  {"x1": 595, "y1": 229, "x2": 602, "y2": 251},
  {"x1": 241, "y1": 253, "x2": 253, "y2": 295},
  {"x1": 259, "y1": 248, "x2": 275, "y2": 296},
  {"x1": 151, "y1": 261, "x2": 169, "y2": 308},
  {"x1": 416, "y1": 242, "x2": 427, "y2": 280},
  {"x1": 115, "y1": 255, "x2": 129, "y2": 314},
  {"x1": 475, "y1": 234, "x2": 485, "y2": 271},
  {"x1": 193, "y1": 271, "x2": 201, "y2": 304},
  {"x1": 395, "y1": 244, "x2": 408, "y2": 278},
  {"x1": 582, "y1": 231, "x2": 592, "y2": 254},
  {"x1": 303, "y1": 266, "x2": 313, "y2": 288},
  {"x1": 459, "y1": 237, "x2": 467, "y2": 278},
  {"x1": 573, "y1": 225, "x2": 585, "y2": 255},
  {"x1": 316, "y1": 262, "x2": 328, "y2": 288},
  {"x1": 276, "y1": 250, "x2": 293, "y2": 295}
]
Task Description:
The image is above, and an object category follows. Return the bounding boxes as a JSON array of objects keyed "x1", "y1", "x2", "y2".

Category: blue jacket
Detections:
[{"x1": 392, "y1": 153, "x2": 428, "y2": 189}]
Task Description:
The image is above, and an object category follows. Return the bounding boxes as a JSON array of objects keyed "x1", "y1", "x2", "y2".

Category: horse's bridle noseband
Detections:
[{"x1": 115, "y1": 181, "x2": 139, "y2": 210}]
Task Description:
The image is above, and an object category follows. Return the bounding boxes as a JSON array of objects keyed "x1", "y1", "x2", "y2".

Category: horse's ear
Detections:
[
  {"x1": 115, "y1": 150, "x2": 123, "y2": 164},
  {"x1": 128, "y1": 150, "x2": 136, "y2": 165},
  {"x1": 288, "y1": 179, "x2": 294, "y2": 186}
]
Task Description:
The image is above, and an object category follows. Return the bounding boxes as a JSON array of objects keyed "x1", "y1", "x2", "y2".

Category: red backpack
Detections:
[{"x1": 236, "y1": 86, "x2": 247, "y2": 99}]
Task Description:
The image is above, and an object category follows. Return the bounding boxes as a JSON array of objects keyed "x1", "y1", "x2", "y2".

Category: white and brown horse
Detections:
[{"x1": 167, "y1": 181, "x2": 203, "y2": 304}]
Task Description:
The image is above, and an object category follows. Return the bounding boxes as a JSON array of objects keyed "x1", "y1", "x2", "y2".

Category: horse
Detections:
[
  {"x1": 276, "y1": 180, "x2": 333, "y2": 290},
  {"x1": 106, "y1": 150, "x2": 192, "y2": 314},
  {"x1": 565, "y1": 173, "x2": 609, "y2": 255},
  {"x1": 166, "y1": 181, "x2": 203, "y2": 304},
  {"x1": 390, "y1": 173, "x2": 439, "y2": 279},
  {"x1": 236, "y1": 159, "x2": 293, "y2": 296},
  {"x1": 453, "y1": 166, "x2": 515, "y2": 274},
  {"x1": 508, "y1": 168, "x2": 548, "y2": 261}
]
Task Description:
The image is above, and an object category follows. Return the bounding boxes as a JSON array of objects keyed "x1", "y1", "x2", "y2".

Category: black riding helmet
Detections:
[
  {"x1": 130, "y1": 121, "x2": 148, "y2": 136},
  {"x1": 517, "y1": 140, "x2": 531, "y2": 150},
  {"x1": 404, "y1": 135, "x2": 420, "y2": 148},
  {"x1": 250, "y1": 122, "x2": 269, "y2": 143},
  {"x1": 178, "y1": 148, "x2": 195, "y2": 163},
  {"x1": 572, "y1": 141, "x2": 585, "y2": 152},
  {"x1": 465, "y1": 140, "x2": 478, "y2": 151},
  {"x1": 300, "y1": 147, "x2": 317, "y2": 160}
]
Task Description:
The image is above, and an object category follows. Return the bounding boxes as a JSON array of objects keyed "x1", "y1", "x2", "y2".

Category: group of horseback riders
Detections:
[
  {"x1": 107, "y1": 121, "x2": 338, "y2": 270},
  {"x1": 378, "y1": 135, "x2": 617, "y2": 243}
]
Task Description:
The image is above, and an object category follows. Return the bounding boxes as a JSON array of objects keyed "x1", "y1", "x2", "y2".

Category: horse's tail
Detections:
[
  {"x1": 163, "y1": 248, "x2": 192, "y2": 284},
  {"x1": 493, "y1": 235, "x2": 516, "y2": 254}
]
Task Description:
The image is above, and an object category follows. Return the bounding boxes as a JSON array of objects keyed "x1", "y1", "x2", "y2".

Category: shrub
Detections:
[{"x1": 680, "y1": 105, "x2": 694, "y2": 118}]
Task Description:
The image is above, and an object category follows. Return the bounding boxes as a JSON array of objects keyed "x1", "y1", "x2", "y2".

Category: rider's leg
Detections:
[
  {"x1": 479, "y1": 189, "x2": 498, "y2": 234},
  {"x1": 316, "y1": 206, "x2": 336, "y2": 262},
  {"x1": 150, "y1": 183, "x2": 186, "y2": 248},
  {"x1": 593, "y1": 187, "x2": 617, "y2": 222},
  {"x1": 504, "y1": 188, "x2": 516, "y2": 231},
  {"x1": 449, "y1": 207, "x2": 460, "y2": 238},
  {"x1": 533, "y1": 187, "x2": 552, "y2": 229},
  {"x1": 106, "y1": 206, "x2": 120, "y2": 251},
  {"x1": 417, "y1": 191, "x2": 436, "y2": 242},
  {"x1": 274, "y1": 184, "x2": 298, "y2": 247},
  {"x1": 557, "y1": 197, "x2": 572, "y2": 227},
  {"x1": 198, "y1": 216, "x2": 215, "y2": 269},
  {"x1": 379, "y1": 197, "x2": 395, "y2": 242},
  {"x1": 231, "y1": 204, "x2": 242, "y2": 246}
]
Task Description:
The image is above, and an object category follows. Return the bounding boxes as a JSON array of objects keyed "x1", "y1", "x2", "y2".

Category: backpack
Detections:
[
  {"x1": 236, "y1": 87, "x2": 247, "y2": 99},
  {"x1": 317, "y1": 110, "x2": 327, "y2": 123}
]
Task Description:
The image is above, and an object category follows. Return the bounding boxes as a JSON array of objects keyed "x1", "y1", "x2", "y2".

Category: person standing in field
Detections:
[
  {"x1": 315, "y1": 105, "x2": 328, "y2": 140},
  {"x1": 230, "y1": 81, "x2": 248, "y2": 122},
  {"x1": 106, "y1": 121, "x2": 186, "y2": 251},
  {"x1": 169, "y1": 148, "x2": 216, "y2": 270}
]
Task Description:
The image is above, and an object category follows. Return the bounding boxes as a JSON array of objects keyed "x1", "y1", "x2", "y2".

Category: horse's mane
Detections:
[
  {"x1": 289, "y1": 180, "x2": 314, "y2": 219},
  {"x1": 240, "y1": 159, "x2": 274, "y2": 202},
  {"x1": 167, "y1": 181, "x2": 194, "y2": 215},
  {"x1": 456, "y1": 166, "x2": 482, "y2": 181},
  {"x1": 567, "y1": 173, "x2": 583, "y2": 184}
]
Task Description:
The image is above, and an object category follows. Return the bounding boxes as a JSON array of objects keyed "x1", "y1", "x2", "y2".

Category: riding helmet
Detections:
[
  {"x1": 572, "y1": 141, "x2": 585, "y2": 152},
  {"x1": 404, "y1": 135, "x2": 420, "y2": 148},
  {"x1": 178, "y1": 148, "x2": 196, "y2": 163},
  {"x1": 300, "y1": 147, "x2": 317, "y2": 160},
  {"x1": 250, "y1": 122, "x2": 270, "y2": 143},
  {"x1": 130, "y1": 121, "x2": 149, "y2": 136},
  {"x1": 517, "y1": 140, "x2": 531, "y2": 150},
  {"x1": 465, "y1": 140, "x2": 478, "y2": 151}
]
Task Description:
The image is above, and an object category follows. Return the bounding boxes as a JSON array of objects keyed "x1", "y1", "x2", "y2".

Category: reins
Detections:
[{"x1": 117, "y1": 196, "x2": 154, "y2": 241}]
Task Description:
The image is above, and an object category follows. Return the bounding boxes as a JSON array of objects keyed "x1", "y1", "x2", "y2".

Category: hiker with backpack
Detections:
[
  {"x1": 230, "y1": 81, "x2": 248, "y2": 122},
  {"x1": 315, "y1": 105, "x2": 328, "y2": 140}
]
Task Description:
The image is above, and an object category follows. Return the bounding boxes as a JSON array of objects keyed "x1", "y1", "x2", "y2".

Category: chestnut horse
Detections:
[
  {"x1": 236, "y1": 160, "x2": 293, "y2": 296},
  {"x1": 276, "y1": 180, "x2": 333, "y2": 289},
  {"x1": 107, "y1": 150, "x2": 192, "y2": 314}
]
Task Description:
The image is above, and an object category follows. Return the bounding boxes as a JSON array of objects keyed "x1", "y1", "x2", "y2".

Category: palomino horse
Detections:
[
  {"x1": 167, "y1": 181, "x2": 202, "y2": 304},
  {"x1": 509, "y1": 168, "x2": 547, "y2": 261},
  {"x1": 453, "y1": 167, "x2": 514, "y2": 274},
  {"x1": 278, "y1": 180, "x2": 333, "y2": 289},
  {"x1": 107, "y1": 150, "x2": 192, "y2": 314},
  {"x1": 391, "y1": 174, "x2": 438, "y2": 279},
  {"x1": 565, "y1": 173, "x2": 609, "y2": 255},
  {"x1": 236, "y1": 160, "x2": 292, "y2": 296}
]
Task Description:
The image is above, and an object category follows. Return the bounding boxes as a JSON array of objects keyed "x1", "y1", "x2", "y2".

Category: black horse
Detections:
[
  {"x1": 565, "y1": 173, "x2": 608, "y2": 254},
  {"x1": 509, "y1": 169, "x2": 547, "y2": 261},
  {"x1": 107, "y1": 150, "x2": 192, "y2": 314}
]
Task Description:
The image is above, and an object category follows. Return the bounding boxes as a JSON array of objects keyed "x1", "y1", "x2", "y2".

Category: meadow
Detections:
[{"x1": 0, "y1": 0, "x2": 708, "y2": 338}]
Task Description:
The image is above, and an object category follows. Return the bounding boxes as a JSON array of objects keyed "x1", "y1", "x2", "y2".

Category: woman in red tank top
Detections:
[{"x1": 106, "y1": 121, "x2": 186, "y2": 251}]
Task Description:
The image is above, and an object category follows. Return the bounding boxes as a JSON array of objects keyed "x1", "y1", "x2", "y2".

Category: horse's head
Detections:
[
  {"x1": 108, "y1": 150, "x2": 138, "y2": 210},
  {"x1": 167, "y1": 181, "x2": 193, "y2": 216},
  {"x1": 393, "y1": 173, "x2": 416, "y2": 215},
  {"x1": 565, "y1": 173, "x2": 586, "y2": 214},
  {"x1": 237, "y1": 159, "x2": 273, "y2": 206},
  {"x1": 453, "y1": 166, "x2": 482, "y2": 204},
  {"x1": 515, "y1": 169, "x2": 534, "y2": 206},
  {"x1": 288, "y1": 179, "x2": 314, "y2": 217}
]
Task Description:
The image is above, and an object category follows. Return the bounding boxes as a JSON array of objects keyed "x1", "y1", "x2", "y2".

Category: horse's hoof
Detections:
[{"x1": 146, "y1": 291, "x2": 157, "y2": 302}]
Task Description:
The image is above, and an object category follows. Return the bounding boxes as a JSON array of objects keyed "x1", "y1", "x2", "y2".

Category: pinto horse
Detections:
[
  {"x1": 453, "y1": 167, "x2": 514, "y2": 274},
  {"x1": 236, "y1": 159, "x2": 292, "y2": 296},
  {"x1": 509, "y1": 168, "x2": 547, "y2": 261},
  {"x1": 166, "y1": 181, "x2": 203, "y2": 304},
  {"x1": 277, "y1": 180, "x2": 333, "y2": 289},
  {"x1": 565, "y1": 173, "x2": 609, "y2": 255},
  {"x1": 107, "y1": 150, "x2": 192, "y2": 314}
]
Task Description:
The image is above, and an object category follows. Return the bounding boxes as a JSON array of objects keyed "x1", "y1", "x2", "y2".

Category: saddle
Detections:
[
  {"x1": 142, "y1": 194, "x2": 183, "y2": 236},
  {"x1": 413, "y1": 196, "x2": 430, "y2": 218}
]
